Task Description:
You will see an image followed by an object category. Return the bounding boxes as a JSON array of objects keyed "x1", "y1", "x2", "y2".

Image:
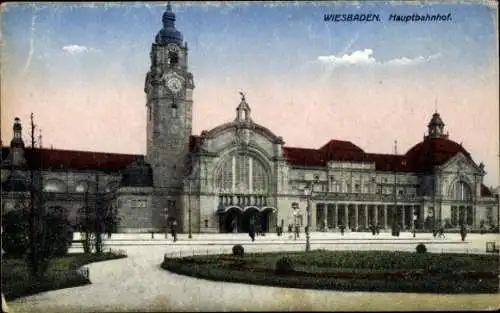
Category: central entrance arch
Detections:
[
  {"x1": 241, "y1": 207, "x2": 260, "y2": 233},
  {"x1": 220, "y1": 206, "x2": 242, "y2": 233}
]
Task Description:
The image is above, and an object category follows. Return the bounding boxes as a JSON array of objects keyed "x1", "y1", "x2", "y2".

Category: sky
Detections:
[{"x1": 1, "y1": 1, "x2": 499, "y2": 187}]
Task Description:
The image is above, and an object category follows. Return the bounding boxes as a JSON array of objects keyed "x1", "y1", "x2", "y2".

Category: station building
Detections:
[{"x1": 2, "y1": 5, "x2": 498, "y2": 233}]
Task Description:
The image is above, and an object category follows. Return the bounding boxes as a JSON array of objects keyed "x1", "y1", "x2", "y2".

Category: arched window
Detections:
[
  {"x1": 44, "y1": 179, "x2": 66, "y2": 193},
  {"x1": 448, "y1": 181, "x2": 472, "y2": 201},
  {"x1": 215, "y1": 153, "x2": 269, "y2": 194}
]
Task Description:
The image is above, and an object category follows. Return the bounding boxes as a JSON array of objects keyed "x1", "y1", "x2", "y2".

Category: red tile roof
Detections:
[
  {"x1": 1, "y1": 135, "x2": 473, "y2": 175},
  {"x1": 405, "y1": 137, "x2": 472, "y2": 173},
  {"x1": 19, "y1": 148, "x2": 140, "y2": 172},
  {"x1": 282, "y1": 137, "x2": 472, "y2": 174}
]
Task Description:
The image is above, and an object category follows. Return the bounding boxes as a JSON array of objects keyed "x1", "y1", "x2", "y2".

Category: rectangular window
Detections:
[
  {"x1": 451, "y1": 207, "x2": 458, "y2": 226},
  {"x1": 466, "y1": 207, "x2": 473, "y2": 226},
  {"x1": 364, "y1": 183, "x2": 370, "y2": 194},
  {"x1": 355, "y1": 184, "x2": 360, "y2": 193}
]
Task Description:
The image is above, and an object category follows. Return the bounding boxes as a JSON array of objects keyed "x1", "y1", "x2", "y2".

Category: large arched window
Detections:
[
  {"x1": 448, "y1": 181, "x2": 472, "y2": 201},
  {"x1": 215, "y1": 153, "x2": 269, "y2": 194},
  {"x1": 44, "y1": 179, "x2": 66, "y2": 193}
]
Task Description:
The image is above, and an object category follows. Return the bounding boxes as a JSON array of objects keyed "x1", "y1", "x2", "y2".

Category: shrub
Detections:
[
  {"x1": 1, "y1": 209, "x2": 29, "y2": 257},
  {"x1": 1, "y1": 207, "x2": 73, "y2": 258},
  {"x1": 232, "y1": 244, "x2": 244, "y2": 257},
  {"x1": 416, "y1": 243, "x2": 427, "y2": 254},
  {"x1": 275, "y1": 257, "x2": 294, "y2": 275}
]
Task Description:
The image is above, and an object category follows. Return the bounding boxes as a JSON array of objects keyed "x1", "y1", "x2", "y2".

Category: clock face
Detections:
[
  {"x1": 166, "y1": 43, "x2": 180, "y2": 53},
  {"x1": 167, "y1": 77, "x2": 183, "y2": 93}
]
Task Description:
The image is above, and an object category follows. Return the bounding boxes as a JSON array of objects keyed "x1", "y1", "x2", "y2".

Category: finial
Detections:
[
  {"x1": 434, "y1": 98, "x2": 438, "y2": 114},
  {"x1": 394, "y1": 140, "x2": 398, "y2": 155},
  {"x1": 167, "y1": 1, "x2": 172, "y2": 11},
  {"x1": 239, "y1": 91, "x2": 246, "y2": 101}
]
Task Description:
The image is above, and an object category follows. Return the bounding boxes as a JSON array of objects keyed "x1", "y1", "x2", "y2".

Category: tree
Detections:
[
  {"x1": 1, "y1": 205, "x2": 73, "y2": 260},
  {"x1": 1, "y1": 208, "x2": 29, "y2": 257},
  {"x1": 76, "y1": 175, "x2": 120, "y2": 254}
]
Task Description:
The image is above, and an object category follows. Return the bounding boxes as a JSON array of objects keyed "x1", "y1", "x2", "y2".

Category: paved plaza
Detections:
[{"x1": 5, "y1": 232, "x2": 500, "y2": 312}]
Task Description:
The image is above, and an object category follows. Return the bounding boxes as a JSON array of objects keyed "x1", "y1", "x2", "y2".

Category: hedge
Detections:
[
  {"x1": 161, "y1": 250, "x2": 499, "y2": 294},
  {"x1": 2, "y1": 252, "x2": 127, "y2": 300}
]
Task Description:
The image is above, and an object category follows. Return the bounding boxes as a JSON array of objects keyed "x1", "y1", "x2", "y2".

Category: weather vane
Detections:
[{"x1": 239, "y1": 91, "x2": 246, "y2": 101}]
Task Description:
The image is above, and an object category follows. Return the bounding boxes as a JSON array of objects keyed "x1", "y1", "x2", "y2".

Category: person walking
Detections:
[
  {"x1": 171, "y1": 219, "x2": 178, "y2": 242},
  {"x1": 295, "y1": 224, "x2": 300, "y2": 239},
  {"x1": 460, "y1": 223, "x2": 467, "y2": 241},
  {"x1": 339, "y1": 223, "x2": 345, "y2": 236},
  {"x1": 249, "y1": 219, "x2": 256, "y2": 242},
  {"x1": 437, "y1": 225, "x2": 445, "y2": 239}
]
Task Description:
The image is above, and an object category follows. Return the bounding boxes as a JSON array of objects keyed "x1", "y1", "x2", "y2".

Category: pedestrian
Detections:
[
  {"x1": 171, "y1": 219, "x2": 178, "y2": 242},
  {"x1": 295, "y1": 224, "x2": 300, "y2": 239},
  {"x1": 460, "y1": 224, "x2": 467, "y2": 241},
  {"x1": 249, "y1": 220, "x2": 255, "y2": 242},
  {"x1": 231, "y1": 219, "x2": 237, "y2": 233},
  {"x1": 438, "y1": 225, "x2": 445, "y2": 239},
  {"x1": 339, "y1": 224, "x2": 345, "y2": 236},
  {"x1": 107, "y1": 231, "x2": 112, "y2": 239},
  {"x1": 371, "y1": 224, "x2": 376, "y2": 236}
]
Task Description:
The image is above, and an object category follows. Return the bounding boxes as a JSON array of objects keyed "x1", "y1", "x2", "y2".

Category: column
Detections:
[
  {"x1": 324, "y1": 203, "x2": 329, "y2": 231},
  {"x1": 374, "y1": 205, "x2": 378, "y2": 226},
  {"x1": 344, "y1": 204, "x2": 348, "y2": 227},
  {"x1": 401, "y1": 206, "x2": 405, "y2": 228},
  {"x1": 364, "y1": 205, "x2": 368, "y2": 228},
  {"x1": 384, "y1": 205, "x2": 388, "y2": 229},
  {"x1": 355, "y1": 205, "x2": 359, "y2": 230},
  {"x1": 332, "y1": 204, "x2": 337, "y2": 229}
]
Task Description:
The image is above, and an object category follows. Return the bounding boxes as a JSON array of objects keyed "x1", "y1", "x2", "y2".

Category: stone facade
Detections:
[{"x1": 1, "y1": 5, "x2": 498, "y2": 234}]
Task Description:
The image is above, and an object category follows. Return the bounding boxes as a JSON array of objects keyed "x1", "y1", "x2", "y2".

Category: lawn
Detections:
[
  {"x1": 162, "y1": 250, "x2": 499, "y2": 294},
  {"x1": 2, "y1": 252, "x2": 127, "y2": 300}
]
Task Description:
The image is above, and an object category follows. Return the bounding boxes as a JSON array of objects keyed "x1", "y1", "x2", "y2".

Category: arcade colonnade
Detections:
[{"x1": 314, "y1": 202, "x2": 474, "y2": 231}]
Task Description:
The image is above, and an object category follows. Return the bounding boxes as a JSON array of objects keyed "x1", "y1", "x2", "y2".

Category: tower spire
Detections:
[
  {"x1": 155, "y1": 1, "x2": 183, "y2": 45},
  {"x1": 235, "y1": 91, "x2": 252, "y2": 122}
]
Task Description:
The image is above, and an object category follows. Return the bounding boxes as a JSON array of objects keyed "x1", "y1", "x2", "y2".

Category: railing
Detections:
[
  {"x1": 219, "y1": 194, "x2": 268, "y2": 207},
  {"x1": 311, "y1": 192, "x2": 419, "y2": 203}
]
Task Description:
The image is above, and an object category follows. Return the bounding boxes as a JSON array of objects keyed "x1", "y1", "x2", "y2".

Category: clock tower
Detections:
[{"x1": 144, "y1": 2, "x2": 195, "y2": 229}]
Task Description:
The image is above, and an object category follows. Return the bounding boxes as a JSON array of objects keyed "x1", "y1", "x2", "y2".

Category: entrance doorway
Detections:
[
  {"x1": 242, "y1": 207, "x2": 260, "y2": 233},
  {"x1": 221, "y1": 207, "x2": 242, "y2": 233}
]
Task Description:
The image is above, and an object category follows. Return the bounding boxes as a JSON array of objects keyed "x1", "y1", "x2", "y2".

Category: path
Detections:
[{"x1": 6, "y1": 233, "x2": 500, "y2": 312}]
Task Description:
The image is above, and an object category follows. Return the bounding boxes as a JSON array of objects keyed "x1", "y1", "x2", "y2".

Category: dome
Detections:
[
  {"x1": 155, "y1": 4, "x2": 183, "y2": 45},
  {"x1": 405, "y1": 137, "x2": 472, "y2": 173},
  {"x1": 120, "y1": 156, "x2": 153, "y2": 187},
  {"x1": 1, "y1": 171, "x2": 28, "y2": 192}
]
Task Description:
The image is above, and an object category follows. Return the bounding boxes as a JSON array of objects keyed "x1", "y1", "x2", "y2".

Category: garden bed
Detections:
[
  {"x1": 2, "y1": 251, "x2": 127, "y2": 300},
  {"x1": 161, "y1": 250, "x2": 499, "y2": 294}
]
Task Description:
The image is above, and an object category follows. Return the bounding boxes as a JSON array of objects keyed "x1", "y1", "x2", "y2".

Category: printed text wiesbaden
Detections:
[{"x1": 324, "y1": 13, "x2": 452, "y2": 23}]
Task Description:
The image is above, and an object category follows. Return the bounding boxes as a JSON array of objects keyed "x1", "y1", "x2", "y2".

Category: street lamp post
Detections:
[
  {"x1": 188, "y1": 179, "x2": 192, "y2": 239},
  {"x1": 304, "y1": 175, "x2": 320, "y2": 252}
]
